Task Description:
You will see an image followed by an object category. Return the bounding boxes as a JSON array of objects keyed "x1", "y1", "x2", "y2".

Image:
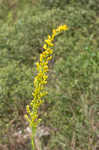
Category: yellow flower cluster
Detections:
[{"x1": 25, "y1": 24, "x2": 68, "y2": 128}]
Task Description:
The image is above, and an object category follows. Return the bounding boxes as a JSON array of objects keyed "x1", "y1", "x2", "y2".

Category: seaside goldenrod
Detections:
[{"x1": 25, "y1": 24, "x2": 68, "y2": 149}]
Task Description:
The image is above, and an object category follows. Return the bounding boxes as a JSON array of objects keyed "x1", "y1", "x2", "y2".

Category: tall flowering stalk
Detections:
[{"x1": 25, "y1": 25, "x2": 68, "y2": 149}]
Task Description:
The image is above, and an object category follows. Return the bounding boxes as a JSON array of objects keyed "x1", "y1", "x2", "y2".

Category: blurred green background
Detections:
[{"x1": 0, "y1": 0, "x2": 99, "y2": 150}]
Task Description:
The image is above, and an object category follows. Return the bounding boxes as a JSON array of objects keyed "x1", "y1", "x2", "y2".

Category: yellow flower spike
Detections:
[{"x1": 25, "y1": 24, "x2": 68, "y2": 149}]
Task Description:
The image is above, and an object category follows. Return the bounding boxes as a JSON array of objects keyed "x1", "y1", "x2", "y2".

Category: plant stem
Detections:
[{"x1": 31, "y1": 126, "x2": 36, "y2": 150}]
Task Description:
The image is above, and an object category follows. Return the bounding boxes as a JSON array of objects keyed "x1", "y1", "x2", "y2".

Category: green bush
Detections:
[{"x1": 0, "y1": 0, "x2": 99, "y2": 149}]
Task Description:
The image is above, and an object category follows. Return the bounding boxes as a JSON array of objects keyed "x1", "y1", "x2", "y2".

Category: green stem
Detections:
[
  {"x1": 31, "y1": 137, "x2": 35, "y2": 150},
  {"x1": 31, "y1": 126, "x2": 36, "y2": 150}
]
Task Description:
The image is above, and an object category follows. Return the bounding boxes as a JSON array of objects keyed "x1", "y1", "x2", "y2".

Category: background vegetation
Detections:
[{"x1": 0, "y1": 0, "x2": 99, "y2": 150}]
